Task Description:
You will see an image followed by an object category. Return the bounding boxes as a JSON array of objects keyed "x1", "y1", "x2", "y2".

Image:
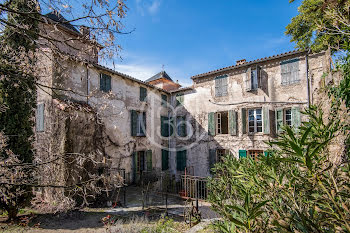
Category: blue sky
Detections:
[{"x1": 101, "y1": 1, "x2": 301, "y2": 86}]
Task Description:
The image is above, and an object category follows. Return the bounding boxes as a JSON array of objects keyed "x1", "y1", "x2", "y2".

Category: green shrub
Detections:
[{"x1": 208, "y1": 106, "x2": 350, "y2": 232}]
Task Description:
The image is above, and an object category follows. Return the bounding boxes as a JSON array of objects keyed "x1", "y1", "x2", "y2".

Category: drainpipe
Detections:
[
  {"x1": 86, "y1": 63, "x2": 89, "y2": 104},
  {"x1": 306, "y1": 50, "x2": 311, "y2": 107}
]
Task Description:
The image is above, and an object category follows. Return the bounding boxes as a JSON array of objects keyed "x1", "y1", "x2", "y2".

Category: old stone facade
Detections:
[{"x1": 34, "y1": 12, "x2": 331, "y2": 189}]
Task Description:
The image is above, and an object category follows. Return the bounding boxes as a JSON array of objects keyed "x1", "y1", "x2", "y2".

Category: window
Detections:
[
  {"x1": 248, "y1": 150, "x2": 264, "y2": 160},
  {"x1": 176, "y1": 93, "x2": 184, "y2": 106},
  {"x1": 276, "y1": 107, "x2": 301, "y2": 133},
  {"x1": 100, "y1": 73, "x2": 111, "y2": 92},
  {"x1": 281, "y1": 59, "x2": 300, "y2": 85},
  {"x1": 176, "y1": 116, "x2": 187, "y2": 137},
  {"x1": 216, "y1": 112, "x2": 228, "y2": 134},
  {"x1": 215, "y1": 75, "x2": 228, "y2": 97},
  {"x1": 284, "y1": 108, "x2": 292, "y2": 127},
  {"x1": 140, "y1": 87, "x2": 147, "y2": 101},
  {"x1": 36, "y1": 103, "x2": 44, "y2": 132},
  {"x1": 245, "y1": 66, "x2": 261, "y2": 91},
  {"x1": 176, "y1": 150, "x2": 187, "y2": 171},
  {"x1": 216, "y1": 149, "x2": 226, "y2": 162},
  {"x1": 131, "y1": 110, "x2": 146, "y2": 137},
  {"x1": 161, "y1": 94, "x2": 167, "y2": 106},
  {"x1": 161, "y1": 116, "x2": 170, "y2": 137},
  {"x1": 137, "y1": 112, "x2": 146, "y2": 136},
  {"x1": 136, "y1": 151, "x2": 145, "y2": 173},
  {"x1": 248, "y1": 108, "x2": 262, "y2": 133}
]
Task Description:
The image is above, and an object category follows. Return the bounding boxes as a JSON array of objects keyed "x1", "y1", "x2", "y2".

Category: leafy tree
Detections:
[
  {"x1": 286, "y1": 0, "x2": 350, "y2": 52},
  {"x1": 0, "y1": 0, "x2": 39, "y2": 221}
]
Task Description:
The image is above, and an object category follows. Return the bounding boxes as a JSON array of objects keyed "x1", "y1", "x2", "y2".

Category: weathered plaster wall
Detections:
[
  {"x1": 172, "y1": 52, "x2": 330, "y2": 177},
  {"x1": 50, "y1": 58, "x2": 170, "y2": 180}
]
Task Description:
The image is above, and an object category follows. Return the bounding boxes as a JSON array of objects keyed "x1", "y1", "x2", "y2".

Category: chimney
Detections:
[
  {"x1": 80, "y1": 26, "x2": 90, "y2": 39},
  {"x1": 236, "y1": 59, "x2": 247, "y2": 66}
]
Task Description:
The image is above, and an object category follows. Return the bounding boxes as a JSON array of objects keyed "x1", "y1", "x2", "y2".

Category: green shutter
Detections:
[
  {"x1": 161, "y1": 94, "x2": 167, "y2": 106},
  {"x1": 140, "y1": 87, "x2": 147, "y2": 101},
  {"x1": 241, "y1": 108, "x2": 247, "y2": 134},
  {"x1": 239, "y1": 150, "x2": 247, "y2": 158},
  {"x1": 176, "y1": 93, "x2": 184, "y2": 106},
  {"x1": 132, "y1": 152, "x2": 138, "y2": 181},
  {"x1": 131, "y1": 110, "x2": 137, "y2": 136},
  {"x1": 100, "y1": 74, "x2": 105, "y2": 91},
  {"x1": 292, "y1": 107, "x2": 301, "y2": 129},
  {"x1": 146, "y1": 150, "x2": 152, "y2": 171},
  {"x1": 162, "y1": 149, "x2": 169, "y2": 171},
  {"x1": 208, "y1": 112, "x2": 216, "y2": 136},
  {"x1": 276, "y1": 108, "x2": 283, "y2": 133},
  {"x1": 105, "y1": 75, "x2": 111, "y2": 91},
  {"x1": 228, "y1": 110, "x2": 237, "y2": 135},
  {"x1": 264, "y1": 151, "x2": 271, "y2": 157},
  {"x1": 209, "y1": 149, "x2": 216, "y2": 171},
  {"x1": 141, "y1": 112, "x2": 146, "y2": 136},
  {"x1": 176, "y1": 150, "x2": 186, "y2": 171},
  {"x1": 263, "y1": 106, "x2": 270, "y2": 134},
  {"x1": 161, "y1": 116, "x2": 169, "y2": 137}
]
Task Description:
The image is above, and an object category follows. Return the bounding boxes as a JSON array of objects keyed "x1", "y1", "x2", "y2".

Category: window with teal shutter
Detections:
[
  {"x1": 228, "y1": 110, "x2": 237, "y2": 136},
  {"x1": 100, "y1": 73, "x2": 111, "y2": 92},
  {"x1": 241, "y1": 108, "x2": 247, "y2": 134},
  {"x1": 176, "y1": 150, "x2": 186, "y2": 171},
  {"x1": 281, "y1": 59, "x2": 300, "y2": 85},
  {"x1": 162, "y1": 149, "x2": 169, "y2": 171},
  {"x1": 239, "y1": 150, "x2": 247, "y2": 158},
  {"x1": 263, "y1": 106, "x2": 270, "y2": 134},
  {"x1": 275, "y1": 108, "x2": 283, "y2": 133},
  {"x1": 215, "y1": 75, "x2": 228, "y2": 97},
  {"x1": 140, "y1": 87, "x2": 147, "y2": 101}
]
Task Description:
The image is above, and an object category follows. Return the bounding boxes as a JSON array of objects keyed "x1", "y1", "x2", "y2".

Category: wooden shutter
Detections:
[
  {"x1": 146, "y1": 150, "x2": 152, "y2": 171},
  {"x1": 215, "y1": 75, "x2": 228, "y2": 97},
  {"x1": 100, "y1": 73, "x2": 105, "y2": 91},
  {"x1": 241, "y1": 108, "x2": 247, "y2": 134},
  {"x1": 105, "y1": 74, "x2": 111, "y2": 91},
  {"x1": 228, "y1": 110, "x2": 237, "y2": 135},
  {"x1": 162, "y1": 149, "x2": 169, "y2": 171},
  {"x1": 263, "y1": 106, "x2": 270, "y2": 134},
  {"x1": 177, "y1": 116, "x2": 187, "y2": 137},
  {"x1": 176, "y1": 150, "x2": 187, "y2": 171},
  {"x1": 257, "y1": 66, "x2": 262, "y2": 88},
  {"x1": 209, "y1": 149, "x2": 216, "y2": 171},
  {"x1": 208, "y1": 112, "x2": 216, "y2": 136},
  {"x1": 132, "y1": 152, "x2": 138, "y2": 181},
  {"x1": 36, "y1": 103, "x2": 44, "y2": 132},
  {"x1": 239, "y1": 150, "x2": 247, "y2": 158},
  {"x1": 275, "y1": 108, "x2": 283, "y2": 133},
  {"x1": 245, "y1": 67, "x2": 252, "y2": 91},
  {"x1": 131, "y1": 110, "x2": 137, "y2": 136},
  {"x1": 292, "y1": 107, "x2": 301, "y2": 129},
  {"x1": 140, "y1": 87, "x2": 147, "y2": 101},
  {"x1": 141, "y1": 112, "x2": 146, "y2": 136},
  {"x1": 161, "y1": 94, "x2": 167, "y2": 106}
]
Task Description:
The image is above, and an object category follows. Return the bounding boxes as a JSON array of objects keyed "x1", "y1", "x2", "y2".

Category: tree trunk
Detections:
[{"x1": 6, "y1": 205, "x2": 18, "y2": 222}]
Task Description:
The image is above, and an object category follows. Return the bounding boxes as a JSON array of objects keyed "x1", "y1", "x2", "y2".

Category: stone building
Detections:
[{"x1": 34, "y1": 12, "x2": 331, "y2": 190}]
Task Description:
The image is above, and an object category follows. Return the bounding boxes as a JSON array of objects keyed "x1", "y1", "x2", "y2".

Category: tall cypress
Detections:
[{"x1": 0, "y1": 0, "x2": 39, "y2": 220}]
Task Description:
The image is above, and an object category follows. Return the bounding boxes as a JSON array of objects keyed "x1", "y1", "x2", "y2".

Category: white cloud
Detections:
[
  {"x1": 135, "y1": 0, "x2": 161, "y2": 16},
  {"x1": 148, "y1": 0, "x2": 161, "y2": 15}
]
